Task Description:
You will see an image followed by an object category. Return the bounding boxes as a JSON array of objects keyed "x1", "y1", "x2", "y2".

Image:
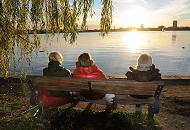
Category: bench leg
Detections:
[
  {"x1": 105, "y1": 102, "x2": 117, "y2": 112},
  {"x1": 134, "y1": 104, "x2": 142, "y2": 124},
  {"x1": 135, "y1": 104, "x2": 142, "y2": 112},
  {"x1": 147, "y1": 105, "x2": 154, "y2": 129}
]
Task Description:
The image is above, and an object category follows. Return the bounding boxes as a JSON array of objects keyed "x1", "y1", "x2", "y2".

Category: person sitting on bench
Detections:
[
  {"x1": 39, "y1": 52, "x2": 72, "y2": 108},
  {"x1": 73, "y1": 53, "x2": 114, "y2": 104},
  {"x1": 43, "y1": 52, "x2": 71, "y2": 77},
  {"x1": 125, "y1": 53, "x2": 161, "y2": 111}
]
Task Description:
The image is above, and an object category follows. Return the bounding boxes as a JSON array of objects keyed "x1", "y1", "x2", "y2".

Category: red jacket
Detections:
[
  {"x1": 37, "y1": 88, "x2": 71, "y2": 108},
  {"x1": 73, "y1": 65, "x2": 107, "y2": 79},
  {"x1": 73, "y1": 64, "x2": 106, "y2": 100}
]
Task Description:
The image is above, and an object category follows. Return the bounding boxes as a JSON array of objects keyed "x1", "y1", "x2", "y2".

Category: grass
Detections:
[{"x1": 0, "y1": 105, "x2": 161, "y2": 130}]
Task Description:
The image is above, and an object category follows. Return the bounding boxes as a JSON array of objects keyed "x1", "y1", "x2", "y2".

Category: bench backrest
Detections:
[{"x1": 28, "y1": 76, "x2": 164, "y2": 97}]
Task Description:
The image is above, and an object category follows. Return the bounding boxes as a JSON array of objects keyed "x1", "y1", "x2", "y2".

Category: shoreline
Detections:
[{"x1": 28, "y1": 29, "x2": 190, "y2": 34}]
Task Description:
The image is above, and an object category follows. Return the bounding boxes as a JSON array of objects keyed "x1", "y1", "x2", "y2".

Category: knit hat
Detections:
[{"x1": 136, "y1": 54, "x2": 152, "y2": 71}]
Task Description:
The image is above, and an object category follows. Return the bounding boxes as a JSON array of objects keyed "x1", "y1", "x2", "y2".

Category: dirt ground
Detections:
[{"x1": 156, "y1": 85, "x2": 190, "y2": 130}]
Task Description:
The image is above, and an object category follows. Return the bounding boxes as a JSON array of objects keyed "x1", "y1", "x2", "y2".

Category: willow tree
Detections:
[{"x1": 0, "y1": 0, "x2": 112, "y2": 78}]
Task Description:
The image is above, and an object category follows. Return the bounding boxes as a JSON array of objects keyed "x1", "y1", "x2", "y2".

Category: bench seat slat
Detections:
[
  {"x1": 39, "y1": 86, "x2": 155, "y2": 96},
  {"x1": 115, "y1": 95, "x2": 154, "y2": 105},
  {"x1": 82, "y1": 97, "x2": 154, "y2": 106}
]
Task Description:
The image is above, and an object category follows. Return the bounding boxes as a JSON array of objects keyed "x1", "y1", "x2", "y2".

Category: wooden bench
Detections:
[{"x1": 27, "y1": 76, "x2": 164, "y2": 127}]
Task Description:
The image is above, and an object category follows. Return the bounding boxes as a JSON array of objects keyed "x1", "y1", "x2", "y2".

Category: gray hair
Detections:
[{"x1": 48, "y1": 52, "x2": 63, "y2": 64}]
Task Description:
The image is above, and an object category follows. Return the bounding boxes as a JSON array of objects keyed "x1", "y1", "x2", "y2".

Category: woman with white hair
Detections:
[
  {"x1": 43, "y1": 52, "x2": 71, "y2": 77},
  {"x1": 125, "y1": 53, "x2": 161, "y2": 81},
  {"x1": 125, "y1": 53, "x2": 161, "y2": 111},
  {"x1": 39, "y1": 52, "x2": 72, "y2": 108}
]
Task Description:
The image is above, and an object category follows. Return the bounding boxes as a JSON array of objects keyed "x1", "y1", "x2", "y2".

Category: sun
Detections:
[
  {"x1": 122, "y1": 31, "x2": 146, "y2": 53},
  {"x1": 118, "y1": 7, "x2": 151, "y2": 27}
]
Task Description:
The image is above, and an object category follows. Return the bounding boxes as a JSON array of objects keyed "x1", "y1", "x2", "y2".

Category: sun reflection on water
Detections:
[{"x1": 122, "y1": 31, "x2": 146, "y2": 53}]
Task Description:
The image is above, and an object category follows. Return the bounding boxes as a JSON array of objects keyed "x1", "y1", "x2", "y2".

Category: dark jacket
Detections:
[
  {"x1": 126, "y1": 64, "x2": 161, "y2": 99},
  {"x1": 125, "y1": 64, "x2": 161, "y2": 82},
  {"x1": 43, "y1": 61, "x2": 71, "y2": 77},
  {"x1": 39, "y1": 61, "x2": 72, "y2": 108}
]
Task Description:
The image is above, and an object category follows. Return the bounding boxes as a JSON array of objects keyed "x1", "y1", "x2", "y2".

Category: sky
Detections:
[{"x1": 87, "y1": 0, "x2": 190, "y2": 29}]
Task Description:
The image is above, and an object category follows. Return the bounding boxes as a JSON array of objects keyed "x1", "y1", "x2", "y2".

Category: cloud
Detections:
[
  {"x1": 114, "y1": 0, "x2": 190, "y2": 17},
  {"x1": 115, "y1": 0, "x2": 190, "y2": 24},
  {"x1": 152, "y1": 0, "x2": 190, "y2": 19},
  {"x1": 89, "y1": 0, "x2": 190, "y2": 27}
]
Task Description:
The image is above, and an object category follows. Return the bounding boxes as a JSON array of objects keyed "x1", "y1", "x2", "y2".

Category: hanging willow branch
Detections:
[
  {"x1": 0, "y1": 0, "x2": 112, "y2": 78},
  {"x1": 100, "y1": 0, "x2": 112, "y2": 36}
]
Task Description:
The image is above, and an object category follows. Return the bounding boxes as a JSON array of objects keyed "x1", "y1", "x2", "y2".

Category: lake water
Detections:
[{"x1": 11, "y1": 31, "x2": 190, "y2": 76}]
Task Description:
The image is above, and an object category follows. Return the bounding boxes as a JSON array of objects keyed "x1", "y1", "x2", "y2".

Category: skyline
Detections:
[{"x1": 86, "y1": 0, "x2": 190, "y2": 29}]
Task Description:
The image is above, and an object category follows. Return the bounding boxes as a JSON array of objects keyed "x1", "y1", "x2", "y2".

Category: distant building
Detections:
[{"x1": 173, "y1": 20, "x2": 177, "y2": 29}]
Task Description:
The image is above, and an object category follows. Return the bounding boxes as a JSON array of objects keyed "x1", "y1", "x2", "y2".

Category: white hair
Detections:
[
  {"x1": 136, "y1": 54, "x2": 152, "y2": 71},
  {"x1": 48, "y1": 52, "x2": 63, "y2": 64}
]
